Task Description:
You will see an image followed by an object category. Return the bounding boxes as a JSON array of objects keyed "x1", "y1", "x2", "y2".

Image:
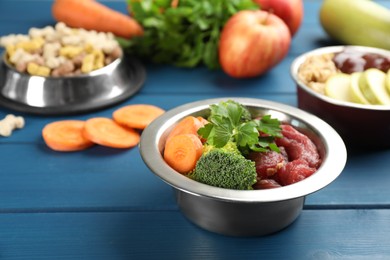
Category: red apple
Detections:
[
  {"x1": 219, "y1": 10, "x2": 291, "y2": 78},
  {"x1": 254, "y1": 0, "x2": 303, "y2": 37}
]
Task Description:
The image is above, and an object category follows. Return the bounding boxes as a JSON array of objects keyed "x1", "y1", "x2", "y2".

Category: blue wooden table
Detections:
[{"x1": 1, "y1": 0, "x2": 390, "y2": 259}]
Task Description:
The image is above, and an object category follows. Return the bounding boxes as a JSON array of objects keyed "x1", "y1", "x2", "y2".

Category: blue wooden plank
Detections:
[
  {"x1": 0, "y1": 140, "x2": 390, "y2": 210},
  {"x1": 139, "y1": 56, "x2": 298, "y2": 95},
  {"x1": 0, "y1": 143, "x2": 177, "y2": 210},
  {"x1": 0, "y1": 210, "x2": 389, "y2": 259},
  {"x1": 307, "y1": 148, "x2": 390, "y2": 207}
]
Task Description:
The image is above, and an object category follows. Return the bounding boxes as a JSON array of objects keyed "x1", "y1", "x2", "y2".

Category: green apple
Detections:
[
  {"x1": 350, "y1": 72, "x2": 370, "y2": 104},
  {"x1": 320, "y1": 0, "x2": 390, "y2": 49},
  {"x1": 324, "y1": 73, "x2": 352, "y2": 102},
  {"x1": 359, "y1": 68, "x2": 390, "y2": 105}
]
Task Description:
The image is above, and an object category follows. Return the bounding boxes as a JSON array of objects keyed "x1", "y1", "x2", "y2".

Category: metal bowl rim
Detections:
[
  {"x1": 290, "y1": 45, "x2": 390, "y2": 111},
  {"x1": 140, "y1": 97, "x2": 347, "y2": 203}
]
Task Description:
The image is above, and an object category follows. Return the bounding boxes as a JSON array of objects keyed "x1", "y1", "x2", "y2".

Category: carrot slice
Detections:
[
  {"x1": 52, "y1": 0, "x2": 144, "y2": 39},
  {"x1": 83, "y1": 117, "x2": 140, "y2": 148},
  {"x1": 197, "y1": 116, "x2": 209, "y2": 126},
  {"x1": 166, "y1": 116, "x2": 203, "y2": 143},
  {"x1": 113, "y1": 104, "x2": 165, "y2": 130},
  {"x1": 163, "y1": 134, "x2": 203, "y2": 174},
  {"x1": 42, "y1": 120, "x2": 94, "y2": 152}
]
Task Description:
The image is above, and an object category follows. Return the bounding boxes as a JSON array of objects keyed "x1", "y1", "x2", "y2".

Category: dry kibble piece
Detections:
[
  {"x1": 27, "y1": 62, "x2": 51, "y2": 77},
  {"x1": 0, "y1": 22, "x2": 123, "y2": 77},
  {"x1": 0, "y1": 114, "x2": 25, "y2": 137},
  {"x1": 51, "y1": 60, "x2": 75, "y2": 77},
  {"x1": 297, "y1": 53, "x2": 339, "y2": 94},
  {"x1": 81, "y1": 54, "x2": 95, "y2": 73}
]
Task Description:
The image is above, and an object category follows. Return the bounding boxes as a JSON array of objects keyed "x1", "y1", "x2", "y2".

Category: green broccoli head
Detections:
[
  {"x1": 202, "y1": 140, "x2": 241, "y2": 155},
  {"x1": 191, "y1": 147, "x2": 257, "y2": 190}
]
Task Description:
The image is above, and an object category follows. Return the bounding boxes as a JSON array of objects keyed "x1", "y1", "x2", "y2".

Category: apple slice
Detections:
[
  {"x1": 350, "y1": 72, "x2": 370, "y2": 104},
  {"x1": 324, "y1": 73, "x2": 352, "y2": 102},
  {"x1": 386, "y1": 70, "x2": 390, "y2": 96},
  {"x1": 359, "y1": 68, "x2": 390, "y2": 105}
]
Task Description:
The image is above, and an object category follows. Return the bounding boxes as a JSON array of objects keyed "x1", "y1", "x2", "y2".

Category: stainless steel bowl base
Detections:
[
  {"x1": 176, "y1": 189, "x2": 305, "y2": 237},
  {"x1": 0, "y1": 55, "x2": 146, "y2": 115}
]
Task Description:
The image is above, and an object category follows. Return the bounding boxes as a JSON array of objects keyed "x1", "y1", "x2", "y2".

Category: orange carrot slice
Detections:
[
  {"x1": 113, "y1": 104, "x2": 165, "y2": 130},
  {"x1": 83, "y1": 117, "x2": 140, "y2": 148},
  {"x1": 52, "y1": 0, "x2": 144, "y2": 39},
  {"x1": 166, "y1": 116, "x2": 203, "y2": 143},
  {"x1": 42, "y1": 120, "x2": 94, "y2": 152},
  {"x1": 163, "y1": 134, "x2": 203, "y2": 174},
  {"x1": 197, "y1": 116, "x2": 209, "y2": 126}
]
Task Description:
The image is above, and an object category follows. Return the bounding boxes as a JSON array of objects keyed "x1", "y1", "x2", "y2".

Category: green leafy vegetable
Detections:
[
  {"x1": 198, "y1": 100, "x2": 282, "y2": 153},
  {"x1": 191, "y1": 147, "x2": 257, "y2": 190},
  {"x1": 124, "y1": 0, "x2": 259, "y2": 69}
]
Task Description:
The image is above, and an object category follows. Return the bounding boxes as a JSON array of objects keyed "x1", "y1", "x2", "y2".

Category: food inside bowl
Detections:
[
  {"x1": 0, "y1": 22, "x2": 122, "y2": 77},
  {"x1": 162, "y1": 100, "x2": 322, "y2": 190},
  {"x1": 298, "y1": 47, "x2": 390, "y2": 105}
]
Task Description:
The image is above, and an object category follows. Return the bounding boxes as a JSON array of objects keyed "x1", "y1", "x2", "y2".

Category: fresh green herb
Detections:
[
  {"x1": 198, "y1": 100, "x2": 282, "y2": 153},
  {"x1": 124, "y1": 0, "x2": 259, "y2": 69}
]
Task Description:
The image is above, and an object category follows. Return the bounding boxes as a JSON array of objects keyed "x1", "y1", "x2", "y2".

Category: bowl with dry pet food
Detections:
[
  {"x1": 139, "y1": 97, "x2": 346, "y2": 236},
  {"x1": 291, "y1": 45, "x2": 390, "y2": 149},
  {"x1": 0, "y1": 22, "x2": 145, "y2": 115}
]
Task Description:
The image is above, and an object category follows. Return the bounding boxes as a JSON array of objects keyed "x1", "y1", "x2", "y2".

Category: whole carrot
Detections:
[{"x1": 52, "y1": 0, "x2": 143, "y2": 39}]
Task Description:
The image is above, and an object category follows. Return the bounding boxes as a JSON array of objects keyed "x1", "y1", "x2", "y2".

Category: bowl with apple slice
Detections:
[{"x1": 291, "y1": 45, "x2": 390, "y2": 149}]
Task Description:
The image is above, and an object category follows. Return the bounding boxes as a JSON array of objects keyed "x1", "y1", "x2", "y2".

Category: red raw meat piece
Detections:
[
  {"x1": 253, "y1": 178, "x2": 282, "y2": 189},
  {"x1": 247, "y1": 148, "x2": 288, "y2": 179},
  {"x1": 275, "y1": 124, "x2": 321, "y2": 168},
  {"x1": 276, "y1": 159, "x2": 317, "y2": 186}
]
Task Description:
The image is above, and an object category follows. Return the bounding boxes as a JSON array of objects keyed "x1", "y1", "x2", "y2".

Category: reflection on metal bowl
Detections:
[
  {"x1": 0, "y1": 54, "x2": 145, "y2": 115},
  {"x1": 139, "y1": 97, "x2": 346, "y2": 237}
]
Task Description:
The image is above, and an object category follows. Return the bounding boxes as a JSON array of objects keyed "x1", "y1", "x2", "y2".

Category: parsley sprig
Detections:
[
  {"x1": 198, "y1": 100, "x2": 282, "y2": 153},
  {"x1": 123, "y1": 0, "x2": 259, "y2": 69}
]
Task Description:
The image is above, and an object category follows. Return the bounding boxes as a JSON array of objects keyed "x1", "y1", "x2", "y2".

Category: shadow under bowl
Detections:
[{"x1": 139, "y1": 97, "x2": 347, "y2": 237}]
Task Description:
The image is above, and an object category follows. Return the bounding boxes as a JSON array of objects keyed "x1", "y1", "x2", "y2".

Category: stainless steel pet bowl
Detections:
[
  {"x1": 139, "y1": 97, "x2": 347, "y2": 237},
  {"x1": 0, "y1": 53, "x2": 145, "y2": 115},
  {"x1": 291, "y1": 46, "x2": 390, "y2": 149}
]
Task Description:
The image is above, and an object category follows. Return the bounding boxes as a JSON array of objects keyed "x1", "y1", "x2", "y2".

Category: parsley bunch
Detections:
[
  {"x1": 124, "y1": 0, "x2": 259, "y2": 69},
  {"x1": 198, "y1": 100, "x2": 282, "y2": 153}
]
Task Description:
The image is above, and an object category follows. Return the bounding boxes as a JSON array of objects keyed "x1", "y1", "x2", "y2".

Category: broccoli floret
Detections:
[
  {"x1": 202, "y1": 140, "x2": 241, "y2": 155},
  {"x1": 191, "y1": 144, "x2": 257, "y2": 190}
]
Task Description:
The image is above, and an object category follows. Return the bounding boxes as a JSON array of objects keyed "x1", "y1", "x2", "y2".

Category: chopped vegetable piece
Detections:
[
  {"x1": 83, "y1": 117, "x2": 140, "y2": 148},
  {"x1": 191, "y1": 144, "x2": 257, "y2": 190},
  {"x1": 166, "y1": 116, "x2": 203, "y2": 143},
  {"x1": 42, "y1": 120, "x2": 94, "y2": 151},
  {"x1": 113, "y1": 104, "x2": 165, "y2": 130},
  {"x1": 163, "y1": 134, "x2": 203, "y2": 174}
]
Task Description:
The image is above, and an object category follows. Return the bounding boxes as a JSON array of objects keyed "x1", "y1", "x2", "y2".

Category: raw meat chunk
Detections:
[
  {"x1": 276, "y1": 159, "x2": 317, "y2": 186},
  {"x1": 275, "y1": 124, "x2": 321, "y2": 168}
]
